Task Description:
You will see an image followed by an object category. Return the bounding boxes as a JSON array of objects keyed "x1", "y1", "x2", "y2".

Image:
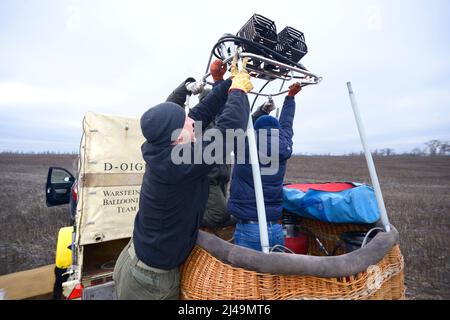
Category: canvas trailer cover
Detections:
[{"x1": 76, "y1": 112, "x2": 145, "y2": 245}]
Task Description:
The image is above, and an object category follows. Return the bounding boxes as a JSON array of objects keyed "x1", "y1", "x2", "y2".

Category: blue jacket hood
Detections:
[{"x1": 254, "y1": 115, "x2": 281, "y2": 130}]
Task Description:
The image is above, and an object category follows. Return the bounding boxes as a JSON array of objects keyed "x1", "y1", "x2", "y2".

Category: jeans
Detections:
[
  {"x1": 234, "y1": 223, "x2": 284, "y2": 252},
  {"x1": 113, "y1": 239, "x2": 180, "y2": 300}
]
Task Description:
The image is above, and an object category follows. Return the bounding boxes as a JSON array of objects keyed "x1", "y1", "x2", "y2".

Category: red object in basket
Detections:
[
  {"x1": 284, "y1": 232, "x2": 309, "y2": 254},
  {"x1": 285, "y1": 182, "x2": 355, "y2": 193}
]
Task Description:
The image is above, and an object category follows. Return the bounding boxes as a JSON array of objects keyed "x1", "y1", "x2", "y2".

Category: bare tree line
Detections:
[
  {"x1": 0, "y1": 150, "x2": 78, "y2": 155},
  {"x1": 1, "y1": 140, "x2": 449, "y2": 157},
  {"x1": 294, "y1": 140, "x2": 450, "y2": 156},
  {"x1": 371, "y1": 140, "x2": 450, "y2": 156}
]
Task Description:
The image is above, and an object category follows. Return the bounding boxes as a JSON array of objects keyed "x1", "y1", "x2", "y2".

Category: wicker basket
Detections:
[{"x1": 181, "y1": 218, "x2": 405, "y2": 300}]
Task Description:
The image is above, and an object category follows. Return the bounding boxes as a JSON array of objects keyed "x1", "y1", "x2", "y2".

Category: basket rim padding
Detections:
[{"x1": 195, "y1": 224, "x2": 399, "y2": 278}]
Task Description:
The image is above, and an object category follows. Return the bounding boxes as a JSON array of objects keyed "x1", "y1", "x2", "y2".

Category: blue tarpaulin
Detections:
[{"x1": 282, "y1": 183, "x2": 380, "y2": 224}]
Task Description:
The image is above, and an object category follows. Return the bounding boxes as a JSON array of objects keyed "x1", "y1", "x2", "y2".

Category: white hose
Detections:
[
  {"x1": 361, "y1": 227, "x2": 384, "y2": 248},
  {"x1": 270, "y1": 245, "x2": 295, "y2": 254}
]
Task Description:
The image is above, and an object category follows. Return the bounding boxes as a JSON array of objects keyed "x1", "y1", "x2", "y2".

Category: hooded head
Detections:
[
  {"x1": 254, "y1": 115, "x2": 281, "y2": 130},
  {"x1": 140, "y1": 102, "x2": 186, "y2": 146}
]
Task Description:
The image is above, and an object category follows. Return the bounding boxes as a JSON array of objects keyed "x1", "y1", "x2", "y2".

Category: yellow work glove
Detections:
[{"x1": 229, "y1": 56, "x2": 253, "y2": 93}]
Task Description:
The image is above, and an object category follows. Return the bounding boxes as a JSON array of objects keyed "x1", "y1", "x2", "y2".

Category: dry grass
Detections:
[
  {"x1": 285, "y1": 155, "x2": 450, "y2": 300},
  {"x1": 0, "y1": 154, "x2": 449, "y2": 299},
  {"x1": 0, "y1": 154, "x2": 76, "y2": 275}
]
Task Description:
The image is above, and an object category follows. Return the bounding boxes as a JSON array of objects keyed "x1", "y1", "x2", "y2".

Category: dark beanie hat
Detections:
[
  {"x1": 140, "y1": 102, "x2": 186, "y2": 145},
  {"x1": 254, "y1": 115, "x2": 281, "y2": 130}
]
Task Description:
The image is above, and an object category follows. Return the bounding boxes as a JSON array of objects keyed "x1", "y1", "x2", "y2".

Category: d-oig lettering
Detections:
[{"x1": 104, "y1": 162, "x2": 144, "y2": 172}]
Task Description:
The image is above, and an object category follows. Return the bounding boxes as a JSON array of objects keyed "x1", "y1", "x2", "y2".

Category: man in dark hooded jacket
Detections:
[
  {"x1": 165, "y1": 60, "x2": 235, "y2": 230},
  {"x1": 113, "y1": 58, "x2": 253, "y2": 300},
  {"x1": 227, "y1": 83, "x2": 302, "y2": 251}
]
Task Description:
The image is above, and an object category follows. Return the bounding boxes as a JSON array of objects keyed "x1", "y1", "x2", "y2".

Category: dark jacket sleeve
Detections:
[
  {"x1": 166, "y1": 77, "x2": 195, "y2": 108},
  {"x1": 278, "y1": 96, "x2": 296, "y2": 160},
  {"x1": 175, "y1": 89, "x2": 250, "y2": 181},
  {"x1": 188, "y1": 79, "x2": 232, "y2": 131},
  {"x1": 212, "y1": 79, "x2": 224, "y2": 88},
  {"x1": 215, "y1": 90, "x2": 249, "y2": 132}
]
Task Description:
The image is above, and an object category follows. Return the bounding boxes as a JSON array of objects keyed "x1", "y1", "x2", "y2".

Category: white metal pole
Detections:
[
  {"x1": 346, "y1": 82, "x2": 391, "y2": 232},
  {"x1": 247, "y1": 115, "x2": 270, "y2": 253}
]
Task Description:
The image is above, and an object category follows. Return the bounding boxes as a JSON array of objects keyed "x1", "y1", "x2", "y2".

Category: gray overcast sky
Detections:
[{"x1": 0, "y1": 0, "x2": 449, "y2": 154}]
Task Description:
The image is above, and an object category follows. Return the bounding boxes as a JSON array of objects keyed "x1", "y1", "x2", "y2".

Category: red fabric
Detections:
[
  {"x1": 285, "y1": 182, "x2": 355, "y2": 193},
  {"x1": 284, "y1": 233, "x2": 309, "y2": 254}
]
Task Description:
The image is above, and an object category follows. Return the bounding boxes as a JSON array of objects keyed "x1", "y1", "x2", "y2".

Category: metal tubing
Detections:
[
  {"x1": 240, "y1": 52, "x2": 321, "y2": 80},
  {"x1": 202, "y1": 55, "x2": 234, "y2": 82},
  {"x1": 202, "y1": 52, "x2": 322, "y2": 93},
  {"x1": 246, "y1": 113, "x2": 270, "y2": 253},
  {"x1": 346, "y1": 82, "x2": 391, "y2": 232},
  {"x1": 203, "y1": 82, "x2": 289, "y2": 97}
]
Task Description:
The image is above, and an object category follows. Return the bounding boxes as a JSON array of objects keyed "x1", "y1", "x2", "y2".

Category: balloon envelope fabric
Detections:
[{"x1": 282, "y1": 182, "x2": 380, "y2": 224}]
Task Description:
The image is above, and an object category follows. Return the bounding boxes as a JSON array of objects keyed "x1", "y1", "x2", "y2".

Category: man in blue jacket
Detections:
[
  {"x1": 113, "y1": 58, "x2": 253, "y2": 300},
  {"x1": 228, "y1": 82, "x2": 302, "y2": 251}
]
